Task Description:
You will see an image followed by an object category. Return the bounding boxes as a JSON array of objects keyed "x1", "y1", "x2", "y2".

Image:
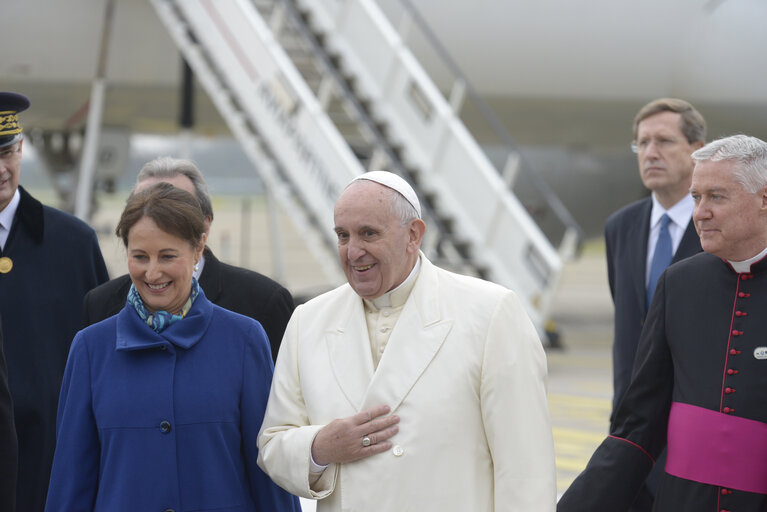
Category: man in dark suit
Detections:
[
  {"x1": 0, "y1": 317, "x2": 17, "y2": 512},
  {"x1": 0, "y1": 91, "x2": 110, "y2": 512},
  {"x1": 603, "y1": 98, "x2": 705, "y2": 510},
  {"x1": 82, "y1": 157, "x2": 294, "y2": 361}
]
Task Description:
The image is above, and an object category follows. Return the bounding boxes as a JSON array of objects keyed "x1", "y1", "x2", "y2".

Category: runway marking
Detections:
[{"x1": 549, "y1": 392, "x2": 611, "y2": 493}]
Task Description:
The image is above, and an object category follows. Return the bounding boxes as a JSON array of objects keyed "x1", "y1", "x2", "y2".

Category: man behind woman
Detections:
[{"x1": 45, "y1": 183, "x2": 299, "y2": 511}]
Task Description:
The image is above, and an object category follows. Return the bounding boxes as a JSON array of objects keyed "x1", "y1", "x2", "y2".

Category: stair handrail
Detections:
[
  {"x1": 271, "y1": 0, "x2": 480, "y2": 267},
  {"x1": 393, "y1": 0, "x2": 584, "y2": 255}
]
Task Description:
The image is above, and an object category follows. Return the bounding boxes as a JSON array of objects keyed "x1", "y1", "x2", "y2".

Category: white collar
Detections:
[
  {"x1": 0, "y1": 188, "x2": 21, "y2": 231},
  {"x1": 728, "y1": 246, "x2": 767, "y2": 274},
  {"x1": 194, "y1": 253, "x2": 206, "y2": 280},
  {"x1": 369, "y1": 256, "x2": 422, "y2": 310},
  {"x1": 650, "y1": 193, "x2": 694, "y2": 229}
]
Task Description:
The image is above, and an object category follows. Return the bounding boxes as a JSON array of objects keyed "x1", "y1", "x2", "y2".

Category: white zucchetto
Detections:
[{"x1": 349, "y1": 171, "x2": 422, "y2": 219}]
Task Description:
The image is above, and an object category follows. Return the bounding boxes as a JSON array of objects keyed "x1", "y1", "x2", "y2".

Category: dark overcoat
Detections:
[
  {"x1": 0, "y1": 186, "x2": 108, "y2": 511},
  {"x1": 0, "y1": 317, "x2": 18, "y2": 511}
]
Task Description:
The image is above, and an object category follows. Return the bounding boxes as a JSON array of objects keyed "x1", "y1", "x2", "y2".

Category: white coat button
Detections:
[
  {"x1": 392, "y1": 445, "x2": 404, "y2": 457},
  {"x1": 382, "y1": 310, "x2": 390, "y2": 317}
]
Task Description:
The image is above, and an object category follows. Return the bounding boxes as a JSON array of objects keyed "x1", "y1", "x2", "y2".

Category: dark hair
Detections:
[
  {"x1": 116, "y1": 182, "x2": 206, "y2": 249},
  {"x1": 137, "y1": 156, "x2": 214, "y2": 222},
  {"x1": 633, "y1": 98, "x2": 706, "y2": 144}
]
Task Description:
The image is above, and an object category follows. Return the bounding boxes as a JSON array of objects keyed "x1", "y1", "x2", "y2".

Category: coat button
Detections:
[
  {"x1": 735, "y1": 310, "x2": 747, "y2": 317},
  {"x1": 723, "y1": 407, "x2": 734, "y2": 414},
  {"x1": 727, "y1": 369, "x2": 739, "y2": 375},
  {"x1": 725, "y1": 387, "x2": 735, "y2": 394},
  {"x1": 729, "y1": 349, "x2": 741, "y2": 355},
  {"x1": 392, "y1": 445, "x2": 404, "y2": 457},
  {"x1": 160, "y1": 420, "x2": 172, "y2": 433}
]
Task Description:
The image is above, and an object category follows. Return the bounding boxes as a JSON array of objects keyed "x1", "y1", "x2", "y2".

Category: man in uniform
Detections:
[
  {"x1": 0, "y1": 91, "x2": 109, "y2": 511},
  {"x1": 558, "y1": 134, "x2": 767, "y2": 511}
]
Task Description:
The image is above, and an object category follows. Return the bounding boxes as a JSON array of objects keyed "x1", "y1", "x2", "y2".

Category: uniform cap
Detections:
[{"x1": 0, "y1": 92, "x2": 31, "y2": 149}]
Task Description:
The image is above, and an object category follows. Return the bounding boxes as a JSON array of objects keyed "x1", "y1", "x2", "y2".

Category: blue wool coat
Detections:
[{"x1": 45, "y1": 290, "x2": 300, "y2": 512}]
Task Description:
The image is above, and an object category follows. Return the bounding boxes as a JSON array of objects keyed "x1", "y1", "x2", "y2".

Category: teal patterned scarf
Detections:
[{"x1": 127, "y1": 278, "x2": 200, "y2": 333}]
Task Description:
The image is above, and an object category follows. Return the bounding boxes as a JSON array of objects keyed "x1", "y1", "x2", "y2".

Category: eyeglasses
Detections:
[
  {"x1": 631, "y1": 137, "x2": 680, "y2": 154},
  {"x1": 0, "y1": 145, "x2": 20, "y2": 161}
]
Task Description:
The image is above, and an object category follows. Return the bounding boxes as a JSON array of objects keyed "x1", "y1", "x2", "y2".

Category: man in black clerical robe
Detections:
[{"x1": 558, "y1": 134, "x2": 767, "y2": 512}]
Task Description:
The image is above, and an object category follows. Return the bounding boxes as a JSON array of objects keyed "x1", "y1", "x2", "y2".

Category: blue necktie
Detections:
[{"x1": 647, "y1": 214, "x2": 672, "y2": 308}]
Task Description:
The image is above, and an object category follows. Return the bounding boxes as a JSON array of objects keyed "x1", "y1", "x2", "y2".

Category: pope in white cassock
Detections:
[{"x1": 258, "y1": 171, "x2": 556, "y2": 511}]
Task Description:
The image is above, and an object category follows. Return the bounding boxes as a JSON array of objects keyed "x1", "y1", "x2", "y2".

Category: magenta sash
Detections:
[{"x1": 666, "y1": 402, "x2": 767, "y2": 494}]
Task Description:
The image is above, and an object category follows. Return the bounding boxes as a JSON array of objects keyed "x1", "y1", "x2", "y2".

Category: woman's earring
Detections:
[{"x1": 194, "y1": 262, "x2": 200, "y2": 273}]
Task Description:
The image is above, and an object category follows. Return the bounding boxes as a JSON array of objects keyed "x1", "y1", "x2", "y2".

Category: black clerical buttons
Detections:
[{"x1": 0, "y1": 257, "x2": 12, "y2": 274}]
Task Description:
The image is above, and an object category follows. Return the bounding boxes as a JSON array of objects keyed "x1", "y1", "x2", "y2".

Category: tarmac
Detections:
[
  {"x1": 546, "y1": 244, "x2": 614, "y2": 495},
  {"x1": 88, "y1": 192, "x2": 615, "y2": 507}
]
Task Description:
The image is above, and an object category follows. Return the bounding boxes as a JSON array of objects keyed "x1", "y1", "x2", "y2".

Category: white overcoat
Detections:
[{"x1": 258, "y1": 255, "x2": 556, "y2": 511}]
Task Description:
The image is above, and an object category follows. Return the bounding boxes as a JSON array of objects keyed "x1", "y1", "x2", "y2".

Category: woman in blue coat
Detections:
[{"x1": 45, "y1": 183, "x2": 300, "y2": 512}]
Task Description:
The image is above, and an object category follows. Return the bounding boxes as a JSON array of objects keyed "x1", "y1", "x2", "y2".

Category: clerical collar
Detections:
[
  {"x1": 366, "y1": 256, "x2": 421, "y2": 310},
  {"x1": 728, "y1": 246, "x2": 767, "y2": 274}
]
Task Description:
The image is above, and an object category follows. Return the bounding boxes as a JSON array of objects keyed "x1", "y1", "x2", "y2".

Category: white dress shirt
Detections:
[
  {"x1": 646, "y1": 193, "x2": 694, "y2": 287},
  {"x1": 0, "y1": 189, "x2": 21, "y2": 251}
]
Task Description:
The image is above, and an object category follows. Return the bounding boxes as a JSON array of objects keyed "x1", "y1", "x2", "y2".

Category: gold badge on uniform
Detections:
[{"x1": 0, "y1": 256, "x2": 13, "y2": 274}]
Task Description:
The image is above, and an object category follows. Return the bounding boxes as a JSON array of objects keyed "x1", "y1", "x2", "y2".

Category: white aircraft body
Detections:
[{"x1": 2, "y1": 0, "x2": 766, "y2": 237}]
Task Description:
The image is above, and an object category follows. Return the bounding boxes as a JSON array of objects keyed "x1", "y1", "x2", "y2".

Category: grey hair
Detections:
[
  {"x1": 344, "y1": 179, "x2": 420, "y2": 225},
  {"x1": 692, "y1": 135, "x2": 767, "y2": 193},
  {"x1": 136, "y1": 156, "x2": 214, "y2": 221},
  {"x1": 386, "y1": 186, "x2": 419, "y2": 225}
]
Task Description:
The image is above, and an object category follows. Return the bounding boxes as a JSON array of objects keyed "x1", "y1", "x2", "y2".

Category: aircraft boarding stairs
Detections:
[{"x1": 150, "y1": 0, "x2": 581, "y2": 341}]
